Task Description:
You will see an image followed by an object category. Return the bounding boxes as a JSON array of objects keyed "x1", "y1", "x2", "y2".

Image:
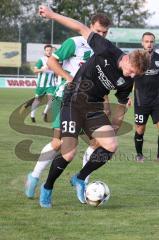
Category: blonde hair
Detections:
[{"x1": 128, "y1": 50, "x2": 150, "y2": 75}]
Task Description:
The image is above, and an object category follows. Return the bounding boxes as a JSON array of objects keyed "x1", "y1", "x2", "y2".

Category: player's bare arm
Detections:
[
  {"x1": 39, "y1": 5, "x2": 91, "y2": 40},
  {"x1": 33, "y1": 66, "x2": 48, "y2": 74},
  {"x1": 47, "y1": 56, "x2": 73, "y2": 82}
]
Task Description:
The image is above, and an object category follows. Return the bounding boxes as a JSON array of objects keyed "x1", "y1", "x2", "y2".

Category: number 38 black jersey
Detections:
[
  {"x1": 63, "y1": 32, "x2": 134, "y2": 105},
  {"x1": 134, "y1": 51, "x2": 159, "y2": 107}
]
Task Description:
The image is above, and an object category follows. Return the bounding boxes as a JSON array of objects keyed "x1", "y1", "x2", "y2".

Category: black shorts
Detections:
[
  {"x1": 60, "y1": 102, "x2": 110, "y2": 139},
  {"x1": 134, "y1": 104, "x2": 159, "y2": 125}
]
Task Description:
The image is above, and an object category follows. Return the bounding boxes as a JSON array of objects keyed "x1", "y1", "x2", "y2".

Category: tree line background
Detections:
[{"x1": 0, "y1": 0, "x2": 156, "y2": 75}]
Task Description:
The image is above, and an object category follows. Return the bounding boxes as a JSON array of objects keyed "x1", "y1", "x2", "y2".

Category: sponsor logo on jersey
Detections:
[
  {"x1": 96, "y1": 65, "x2": 115, "y2": 90},
  {"x1": 155, "y1": 61, "x2": 159, "y2": 67},
  {"x1": 104, "y1": 59, "x2": 110, "y2": 67},
  {"x1": 116, "y1": 77, "x2": 125, "y2": 86},
  {"x1": 145, "y1": 69, "x2": 159, "y2": 75}
]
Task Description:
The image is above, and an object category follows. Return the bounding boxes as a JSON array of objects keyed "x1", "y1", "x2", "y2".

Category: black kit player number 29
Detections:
[{"x1": 135, "y1": 114, "x2": 144, "y2": 124}]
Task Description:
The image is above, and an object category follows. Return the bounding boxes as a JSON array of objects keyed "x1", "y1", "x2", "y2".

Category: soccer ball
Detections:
[{"x1": 85, "y1": 181, "x2": 110, "y2": 207}]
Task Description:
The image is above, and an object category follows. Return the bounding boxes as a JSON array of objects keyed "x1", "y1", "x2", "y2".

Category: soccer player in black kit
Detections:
[
  {"x1": 134, "y1": 32, "x2": 159, "y2": 162},
  {"x1": 38, "y1": 5, "x2": 150, "y2": 208}
]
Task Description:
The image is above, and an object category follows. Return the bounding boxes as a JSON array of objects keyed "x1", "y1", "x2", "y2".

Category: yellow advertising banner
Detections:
[{"x1": 0, "y1": 42, "x2": 21, "y2": 67}]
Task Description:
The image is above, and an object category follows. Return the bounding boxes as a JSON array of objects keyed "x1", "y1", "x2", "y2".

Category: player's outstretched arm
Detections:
[
  {"x1": 39, "y1": 5, "x2": 91, "y2": 40},
  {"x1": 47, "y1": 56, "x2": 73, "y2": 82}
]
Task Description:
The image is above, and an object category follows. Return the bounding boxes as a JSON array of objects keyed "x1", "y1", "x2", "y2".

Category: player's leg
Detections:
[
  {"x1": 134, "y1": 124, "x2": 146, "y2": 162},
  {"x1": 25, "y1": 136, "x2": 59, "y2": 198},
  {"x1": 39, "y1": 104, "x2": 80, "y2": 207},
  {"x1": 71, "y1": 124, "x2": 117, "y2": 203},
  {"x1": 77, "y1": 124, "x2": 117, "y2": 179},
  {"x1": 24, "y1": 97, "x2": 35, "y2": 109},
  {"x1": 82, "y1": 139, "x2": 98, "y2": 184},
  {"x1": 151, "y1": 105, "x2": 159, "y2": 160},
  {"x1": 30, "y1": 87, "x2": 46, "y2": 122},
  {"x1": 25, "y1": 98, "x2": 62, "y2": 198},
  {"x1": 31, "y1": 129, "x2": 61, "y2": 179},
  {"x1": 157, "y1": 122, "x2": 159, "y2": 160},
  {"x1": 25, "y1": 129, "x2": 61, "y2": 199},
  {"x1": 82, "y1": 102, "x2": 112, "y2": 184},
  {"x1": 40, "y1": 136, "x2": 78, "y2": 208},
  {"x1": 71, "y1": 113, "x2": 117, "y2": 203},
  {"x1": 42, "y1": 87, "x2": 55, "y2": 121},
  {"x1": 134, "y1": 106, "x2": 149, "y2": 162},
  {"x1": 30, "y1": 97, "x2": 40, "y2": 122},
  {"x1": 42, "y1": 95, "x2": 52, "y2": 122}
]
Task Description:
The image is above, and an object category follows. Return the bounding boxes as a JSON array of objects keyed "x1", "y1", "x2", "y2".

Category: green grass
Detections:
[{"x1": 0, "y1": 89, "x2": 159, "y2": 240}]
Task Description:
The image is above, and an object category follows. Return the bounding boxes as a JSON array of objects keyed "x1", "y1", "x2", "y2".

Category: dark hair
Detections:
[
  {"x1": 142, "y1": 32, "x2": 155, "y2": 40},
  {"x1": 44, "y1": 44, "x2": 53, "y2": 50},
  {"x1": 91, "y1": 13, "x2": 111, "y2": 27}
]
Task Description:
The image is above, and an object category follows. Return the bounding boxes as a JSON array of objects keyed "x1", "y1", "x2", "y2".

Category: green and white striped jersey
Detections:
[
  {"x1": 53, "y1": 36, "x2": 93, "y2": 97},
  {"x1": 36, "y1": 56, "x2": 57, "y2": 88}
]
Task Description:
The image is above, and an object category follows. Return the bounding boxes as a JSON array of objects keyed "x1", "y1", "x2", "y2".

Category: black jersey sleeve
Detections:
[
  {"x1": 87, "y1": 32, "x2": 123, "y2": 59},
  {"x1": 115, "y1": 82, "x2": 133, "y2": 104}
]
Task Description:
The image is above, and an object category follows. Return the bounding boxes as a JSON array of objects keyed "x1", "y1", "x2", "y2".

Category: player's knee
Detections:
[
  {"x1": 135, "y1": 125, "x2": 145, "y2": 135},
  {"x1": 62, "y1": 152, "x2": 75, "y2": 162},
  {"x1": 134, "y1": 131, "x2": 144, "y2": 140},
  {"x1": 104, "y1": 138, "x2": 118, "y2": 153},
  {"x1": 106, "y1": 143, "x2": 118, "y2": 153},
  {"x1": 61, "y1": 146, "x2": 77, "y2": 162}
]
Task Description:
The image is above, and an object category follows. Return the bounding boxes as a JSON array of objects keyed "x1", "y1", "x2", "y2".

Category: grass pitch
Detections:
[{"x1": 0, "y1": 89, "x2": 159, "y2": 240}]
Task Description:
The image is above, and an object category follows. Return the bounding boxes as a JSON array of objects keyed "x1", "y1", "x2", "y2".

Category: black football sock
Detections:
[
  {"x1": 77, "y1": 147, "x2": 114, "y2": 181},
  {"x1": 44, "y1": 154, "x2": 69, "y2": 190},
  {"x1": 134, "y1": 132, "x2": 144, "y2": 155}
]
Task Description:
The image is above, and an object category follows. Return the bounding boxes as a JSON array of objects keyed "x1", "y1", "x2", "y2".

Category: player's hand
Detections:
[
  {"x1": 65, "y1": 75, "x2": 73, "y2": 83},
  {"x1": 126, "y1": 97, "x2": 132, "y2": 108},
  {"x1": 39, "y1": 5, "x2": 55, "y2": 19},
  {"x1": 55, "y1": 82, "x2": 67, "y2": 98},
  {"x1": 41, "y1": 65, "x2": 48, "y2": 72}
]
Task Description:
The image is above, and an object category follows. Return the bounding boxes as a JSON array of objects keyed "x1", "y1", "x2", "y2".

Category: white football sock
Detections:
[
  {"x1": 31, "y1": 99, "x2": 40, "y2": 118},
  {"x1": 82, "y1": 146, "x2": 94, "y2": 184},
  {"x1": 43, "y1": 99, "x2": 52, "y2": 114},
  {"x1": 31, "y1": 142, "x2": 57, "y2": 178}
]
